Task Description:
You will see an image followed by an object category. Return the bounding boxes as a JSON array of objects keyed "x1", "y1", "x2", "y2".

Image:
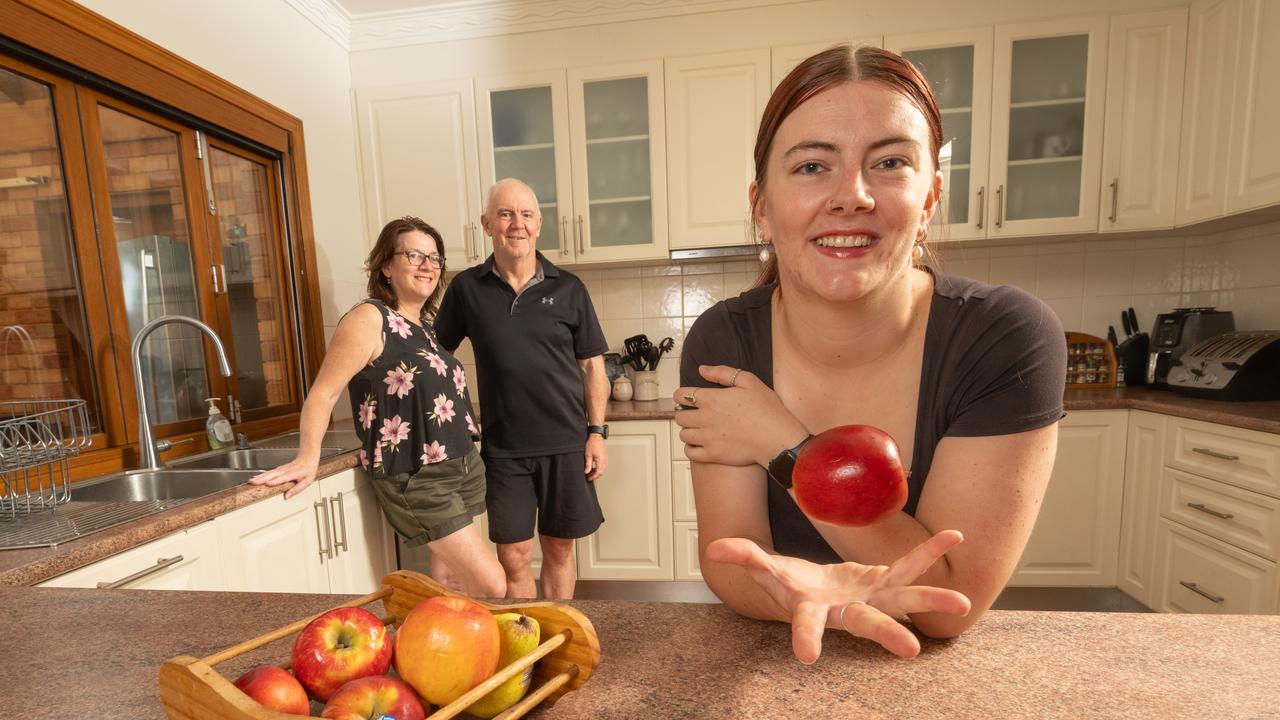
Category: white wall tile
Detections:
[
  {"x1": 988, "y1": 255, "x2": 1038, "y2": 293},
  {"x1": 599, "y1": 277, "x2": 643, "y2": 320},
  {"x1": 1035, "y1": 252, "x2": 1085, "y2": 299},
  {"x1": 1083, "y1": 250, "x2": 1135, "y2": 296},
  {"x1": 1044, "y1": 297, "x2": 1083, "y2": 333},
  {"x1": 641, "y1": 275, "x2": 683, "y2": 317}
]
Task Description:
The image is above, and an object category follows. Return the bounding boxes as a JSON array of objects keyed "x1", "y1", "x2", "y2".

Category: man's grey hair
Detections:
[{"x1": 485, "y1": 178, "x2": 540, "y2": 216}]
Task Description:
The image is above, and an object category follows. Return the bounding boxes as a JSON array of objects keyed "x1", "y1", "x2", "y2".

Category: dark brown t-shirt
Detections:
[{"x1": 679, "y1": 270, "x2": 1067, "y2": 564}]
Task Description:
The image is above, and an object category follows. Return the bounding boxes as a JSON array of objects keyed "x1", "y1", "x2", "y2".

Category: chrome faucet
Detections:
[{"x1": 131, "y1": 315, "x2": 232, "y2": 470}]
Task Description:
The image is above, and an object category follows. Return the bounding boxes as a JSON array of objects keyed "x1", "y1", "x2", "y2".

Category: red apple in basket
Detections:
[
  {"x1": 394, "y1": 595, "x2": 500, "y2": 706},
  {"x1": 321, "y1": 675, "x2": 427, "y2": 720},
  {"x1": 793, "y1": 424, "x2": 909, "y2": 527},
  {"x1": 232, "y1": 665, "x2": 310, "y2": 715},
  {"x1": 292, "y1": 606, "x2": 393, "y2": 701}
]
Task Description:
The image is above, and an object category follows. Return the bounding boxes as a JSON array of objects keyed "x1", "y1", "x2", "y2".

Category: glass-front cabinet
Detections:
[{"x1": 476, "y1": 61, "x2": 667, "y2": 264}]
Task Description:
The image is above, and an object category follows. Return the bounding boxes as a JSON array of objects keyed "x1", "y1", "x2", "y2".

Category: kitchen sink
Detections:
[
  {"x1": 172, "y1": 447, "x2": 344, "y2": 471},
  {"x1": 69, "y1": 468, "x2": 263, "y2": 502}
]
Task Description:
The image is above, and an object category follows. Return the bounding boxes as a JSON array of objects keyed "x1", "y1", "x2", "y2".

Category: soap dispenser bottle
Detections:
[{"x1": 205, "y1": 397, "x2": 234, "y2": 449}]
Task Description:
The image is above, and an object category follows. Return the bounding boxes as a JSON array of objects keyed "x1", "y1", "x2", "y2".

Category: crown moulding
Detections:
[{"x1": 283, "y1": 0, "x2": 801, "y2": 51}]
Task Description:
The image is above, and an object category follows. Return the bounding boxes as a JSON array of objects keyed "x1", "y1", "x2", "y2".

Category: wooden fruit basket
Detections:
[{"x1": 158, "y1": 570, "x2": 601, "y2": 720}]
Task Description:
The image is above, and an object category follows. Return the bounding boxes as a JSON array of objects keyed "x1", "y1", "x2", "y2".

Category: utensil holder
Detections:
[{"x1": 632, "y1": 370, "x2": 658, "y2": 401}]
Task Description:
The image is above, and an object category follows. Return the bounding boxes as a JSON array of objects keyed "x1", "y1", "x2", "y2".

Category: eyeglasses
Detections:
[{"x1": 396, "y1": 250, "x2": 446, "y2": 269}]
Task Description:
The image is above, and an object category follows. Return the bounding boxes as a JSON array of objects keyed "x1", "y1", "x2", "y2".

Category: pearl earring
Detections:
[{"x1": 758, "y1": 243, "x2": 773, "y2": 263}]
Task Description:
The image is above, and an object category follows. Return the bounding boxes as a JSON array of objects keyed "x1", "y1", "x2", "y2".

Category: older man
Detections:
[{"x1": 434, "y1": 178, "x2": 610, "y2": 600}]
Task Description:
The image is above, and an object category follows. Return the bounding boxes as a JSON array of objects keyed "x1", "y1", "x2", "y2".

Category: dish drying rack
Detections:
[{"x1": 0, "y1": 398, "x2": 92, "y2": 519}]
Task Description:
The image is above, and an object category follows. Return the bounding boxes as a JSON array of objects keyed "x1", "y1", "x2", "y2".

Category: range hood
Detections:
[{"x1": 670, "y1": 244, "x2": 761, "y2": 261}]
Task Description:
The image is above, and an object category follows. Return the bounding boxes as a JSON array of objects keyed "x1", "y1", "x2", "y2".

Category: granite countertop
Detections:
[{"x1": 4, "y1": 585, "x2": 1278, "y2": 719}]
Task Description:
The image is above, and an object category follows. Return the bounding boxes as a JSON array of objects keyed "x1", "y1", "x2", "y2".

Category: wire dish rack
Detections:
[{"x1": 1, "y1": 399, "x2": 92, "y2": 519}]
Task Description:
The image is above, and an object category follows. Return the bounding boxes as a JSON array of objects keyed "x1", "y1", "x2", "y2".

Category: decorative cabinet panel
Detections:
[
  {"x1": 1224, "y1": 0, "x2": 1280, "y2": 215},
  {"x1": 1153, "y1": 518, "x2": 1277, "y2": 614},
  {"x1": 323, "y1": 468, "x2": 398, "y2": 595},
  {"x1": 1118, "y1": 411, "x2": 1165, "y2": 608},
  {"x1": 1176, "y1": 0, "x2": 1241, "y2": 224}
]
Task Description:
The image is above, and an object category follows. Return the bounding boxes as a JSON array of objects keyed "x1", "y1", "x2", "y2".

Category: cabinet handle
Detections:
[
  {"x1": 314, "y1": 499, "x2": 333, "y2": 562},
  {"x1": 560, "y1": 216, "x2": 569, "y2": 256},
  {"x1": 1192, "y1": 447, "x2": 1239, "y2": 462},
  {"x1": 331, "y1": 493, "x2": 349, "y2": 553},
  {"x1": 1187, "y1": 502, "x2": 1234, "y2": 520},
  {"x1": 471, "y1": 223, "x2": 480, "y2": 261},
  {"x1": 1108, "y1": 178, "x2": 1119, "y2": 223},
  {"x1": 975, "y1": 186, "x2": 985, "y2": 229},
  {"x1": 97, "y1": 555, "x2": 183, "y2": 589},
  {"x1": 575, "y1": 215, "x2": 585, "y2": 255},
  {"x1": 1179, "y1": 580, "x2": 1225, "y2": 604},
  {"x1": 211, "y1": 265, "x2": 221, "y2": 294},
  {"x1": 995, "y1": 184, "x2": 1004, "y2": 228}
]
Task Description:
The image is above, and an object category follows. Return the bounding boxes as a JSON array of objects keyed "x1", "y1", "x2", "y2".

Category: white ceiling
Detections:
[{"x1": 332, "y1": 0, "x2": 466, "y2": 15}]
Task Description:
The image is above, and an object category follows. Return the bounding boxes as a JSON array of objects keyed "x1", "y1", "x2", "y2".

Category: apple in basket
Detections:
[
  {"x1": 793, "y1": 424, "x2": 909, "y2": 527},
  {"x1": 232, "y1": 666, "x2": 310, "y2": 716},
  {"x1": 394, "y1": 595, "x2": 500, "y2": 706},
  {"x1": 321, "y1": 675, "x2": 427, "y2": 720},
  {"x1": 291, "y1": 606, "x2": 393, "y2": 701}
]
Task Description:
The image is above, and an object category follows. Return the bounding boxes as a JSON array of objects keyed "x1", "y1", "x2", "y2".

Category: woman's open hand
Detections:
[
  {"x1": 706, "y1": 529, "x2": 971, "y2": 662},
  {"x1": 249, "y1": 456, "x2": 319, "y2": 500},
  {"x1": 673, "y1": 365, "x2": 810, "y2": 468}
]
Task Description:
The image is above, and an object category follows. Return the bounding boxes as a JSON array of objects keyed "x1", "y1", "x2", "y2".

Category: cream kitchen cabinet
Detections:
[
  {"x1": 770, "y1": 36, "x2": 882, "y2": 89},
  {"x1": 1098, "y1": 9, "x2": 1188, "y2": 232},
  {"x1": 354, "y1": 79, "x2": 489, "y2": 269},
  {"x1": 324, "y1": 468, "x2": 399, "y2": 594},
  {"x1": 1009, "y1": 410, "x2": 1127, "y2": 587},
  {"x1": 1117, "y1": 410, "x2": 1166, "y2": 608},
  {"x1": 476, "y1": 62, "x2": 668, "y2": 265},
  {"x1": 38, "y1": 520, "x2": 223, "y2": 590},
  {"x1": 576, "y1": 420, "x2": 673, "y2": 580},
  {"x1": 665, "y1": 49, "x2": 770, "y2": 250},
  {"x1": 1177, "y1": 0, "x2": 1280, "y2": 225},
  {"x1": 672, "y1": 438, "x2": 699, "y2": 580}
]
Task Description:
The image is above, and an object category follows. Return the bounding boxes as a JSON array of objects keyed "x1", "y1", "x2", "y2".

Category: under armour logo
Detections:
[{"x1": 541, "y1": 296, "x2": 555, "y2": 305}]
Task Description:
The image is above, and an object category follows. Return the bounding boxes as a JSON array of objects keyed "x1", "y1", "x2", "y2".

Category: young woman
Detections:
[
  {"x1": 674, "y1": 46, "x2": 1065, "y2": 662},
  {"x1": 253, "y1": 217, "x2": 505, "y2": 597}
]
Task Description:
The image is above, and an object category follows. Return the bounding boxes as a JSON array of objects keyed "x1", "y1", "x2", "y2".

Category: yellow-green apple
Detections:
[
  {"x1": 793, "y1": 424, "x2": 908, "y2": 527},
  {"x1": 232, "y1": 666, "x2": 310, "y2": 715},
  {"x1": 394, "y1": 595, "x2": 499, "y2": 706},
  {"x1": 466, "y1": 613, "x2": 541, "y2": 718},
  {"x1": 291, "y1": 606, "x2": 393, "y2": 701},
  {"x1": 320, "y1": 676, "x2": 426, "y2": 720}
]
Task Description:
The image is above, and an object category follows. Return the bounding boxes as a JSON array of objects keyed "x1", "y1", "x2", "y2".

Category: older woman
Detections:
[
  {"x1": 674, "y1": 45, "x2": 1065, "y2": 662},
  {"x1": 252, "y1": 216, "x2": 505, "y2": 598}
]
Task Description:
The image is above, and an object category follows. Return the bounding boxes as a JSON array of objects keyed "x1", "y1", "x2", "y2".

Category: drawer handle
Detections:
[
  {"x1": 314, "y1": 499, "x2": 333, "y2": 562},
  {"x1": 1192, "y1": 447, "x2": 1239, "y2": 462},
  {"x1": 96, "y1": 555, "x2": 184, "y2": 589},
  {"x1": 332, "y1": 493, "x2": 349, "y2": 554},
  {"x1": 1179, "y1": 580, "x2": 1225, "y2": 604},
  {"x1": 1187, "y1": 502, "x2": 1234, "y2": 520}
]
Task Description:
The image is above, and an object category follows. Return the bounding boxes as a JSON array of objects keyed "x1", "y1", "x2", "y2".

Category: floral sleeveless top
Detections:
[{"x1": 347, "y1": 300, "x2": 479, "y2": 479}]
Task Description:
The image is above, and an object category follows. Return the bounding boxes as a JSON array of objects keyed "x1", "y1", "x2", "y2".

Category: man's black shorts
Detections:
[{"x1": 483, "y1": 451, "x2": 605, "y2": 544}]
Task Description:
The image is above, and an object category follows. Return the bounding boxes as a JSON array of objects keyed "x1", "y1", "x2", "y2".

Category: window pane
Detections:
[
  {"x1": 0, "y1": 67, "x2": 104, "y2": 432},
  {"x1": 209, "y1": 147, "x2": 290, "y2": 411},
  {"x1": 97, "y1": 105, "x2": 208, "y2": 424}
]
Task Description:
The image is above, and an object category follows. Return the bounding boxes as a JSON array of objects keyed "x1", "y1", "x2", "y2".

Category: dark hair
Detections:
[
  {"x1": 365, "y1": 216, "x2": 447, "y2": 322},
  {"x1": 751, "y1": 44, "x2": 943, "y2": 287}
]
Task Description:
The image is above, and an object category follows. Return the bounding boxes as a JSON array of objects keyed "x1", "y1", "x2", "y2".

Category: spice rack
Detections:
[{"x1": 1065, "y1": 331, "x2": 1117, "y2": 389}]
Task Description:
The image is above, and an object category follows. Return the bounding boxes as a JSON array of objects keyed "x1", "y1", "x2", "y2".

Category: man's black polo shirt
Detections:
[{"x1": 434, "y1": 252, "x2": 608, "y2": 459}]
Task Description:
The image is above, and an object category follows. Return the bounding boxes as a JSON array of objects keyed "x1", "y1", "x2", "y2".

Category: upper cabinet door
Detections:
[
  {"x1": 1225, "y1": 0, "x2": 1280, "y2": 215},
  {"x1": 1176, "y1": 0, "x2": 1239, "y2": 226},
  {"x1": 567, "y1": 60, "x2": 668, "y2": 264},
  {"x1": 475, "y1": 72, "x2": 575, "y2": 263},
  {"x1": 886, "y1": 27, "x2": 995, "y2": 243},
  {"x1": 355, "y1": 80, "x2": 486, "y2": 269},
  {"x1": 665, "y1": 49, "x2": 770, "y2": 250},
  {"x1": 989, "y1": 17, "x2": 1108, "y2": 237},
  {"x1": 1099, "y1": 9, "x2": 1188, "y2": 233},
  {"x1": 770, "y1": 37, "x2": 881, "y2": 89}
]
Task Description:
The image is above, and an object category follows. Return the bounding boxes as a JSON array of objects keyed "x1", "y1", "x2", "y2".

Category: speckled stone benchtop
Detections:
[{"x1": 4, "y1": 585, "x2": 1278, "y2": 719}]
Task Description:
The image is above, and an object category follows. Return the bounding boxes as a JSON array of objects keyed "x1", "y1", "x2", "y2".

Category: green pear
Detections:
[{"x1": 465, "y1": 612, "x2": 541, "y2": 719}]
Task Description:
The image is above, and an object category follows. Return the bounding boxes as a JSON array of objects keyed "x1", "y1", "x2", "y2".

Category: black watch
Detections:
[
  {"x1": 587, "y1": 424, "x2": 609, "y2": 440},
  {"x1": 766, "y1": 434, "x2": 814, "y2": 489}
]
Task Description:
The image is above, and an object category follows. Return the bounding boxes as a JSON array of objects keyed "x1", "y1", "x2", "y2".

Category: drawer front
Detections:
[
  {"x1": 672, "y1": 460, "x2": 696, "y2": 522},
  {"x1": 1161, "y1": 468, "x2": 1280, "y2": 561},
  {"x1": 673, "y1": 521, "x2": 702, "y2": 580},
  {"x1": 1154, "y1": 519, "x2": 1278, "y2": 615},
  {"x1": 1165, "y1": 417, "x2": 1280, "y2": 498}
]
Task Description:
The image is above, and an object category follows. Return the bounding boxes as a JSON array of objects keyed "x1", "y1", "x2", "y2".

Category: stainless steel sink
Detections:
[
  {"x1": 69, "y1": 468, "x2": 263, "y2": 502},
  {"x1": 172, "y1": 447, "x2": 344, "y2": 471}
]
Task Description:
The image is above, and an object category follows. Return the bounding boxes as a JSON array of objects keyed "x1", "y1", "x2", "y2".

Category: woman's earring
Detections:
[
  {"x1": 911, "y1": 242, "x2": 925, "y2": 263},
  {"x1": 758, "y1": 243, "x2": 773, "y2": 263},
  {"x1": 382, "y1": 274, "x2": 392, "y2": 286}
]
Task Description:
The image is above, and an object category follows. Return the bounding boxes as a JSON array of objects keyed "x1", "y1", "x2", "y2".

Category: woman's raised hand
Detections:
[
  {"x1": 706, "y1": 529, "x2": 971, "y2": 662},
  {"x1": 249, "y1": 456, "x2": 320, "y2": 500},
  {"x1": 673, "y1": 364, "x2": 810, "y2": 468}
]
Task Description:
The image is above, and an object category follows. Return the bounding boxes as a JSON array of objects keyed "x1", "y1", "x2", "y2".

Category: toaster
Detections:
[
  {"x1": 1146, "y1": 307, "x2": 1235, "y2": 386},
  {"x1": 1167, "y1": 331, "x2": 1280, "y2": 400}
]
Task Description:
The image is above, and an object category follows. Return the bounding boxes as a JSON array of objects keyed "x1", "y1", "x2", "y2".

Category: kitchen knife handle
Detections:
[
  {"x1": 97, "y1": 555, "x2": 183, "y2": 589},
  {"x1": 1179, "y1": 580, "x2": 1225, "y2": 604},
  {"x1": 1187, "y1": 502, "x2": 1234, "y2": 520},
  {"x1": 1127, "y1": 307, "x2": 1139, "y2": 335},
  {"x1": 1108, "y1": 178, "x2": 1119, "y2": 222},
  {"x1": 995, "y1": 185, "x2": 1004, "y2": 228},
  {"x1": 1192, "y1": 447, "x2": 1239, "y2": 462},
  {"x1": 975, "y1": 186, "x2": 985, "y2": 229}
]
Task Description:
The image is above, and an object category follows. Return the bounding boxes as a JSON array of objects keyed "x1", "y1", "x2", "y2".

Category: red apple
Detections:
[
  {"x1": 321, "y1": 676, "x2": 427, "y2": 720},
  {"x1": 232, "y1": 666, "x2": 310, "y2": 715},
  {"x1": 394, "y1": 595, "x2": 500, "y2": 706},
  {"x1": 291, "y1": 606, "x2": 393, "y2": 701},
  {"x1": 793, "y1": 424, "x2": 908, "y2": 527}
]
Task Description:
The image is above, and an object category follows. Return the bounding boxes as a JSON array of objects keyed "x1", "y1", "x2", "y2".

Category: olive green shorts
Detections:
[{"x1": 369, "y1": 446, "x2": 486, "y2": 547}]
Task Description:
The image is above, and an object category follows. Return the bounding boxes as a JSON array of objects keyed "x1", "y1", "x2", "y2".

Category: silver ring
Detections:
[
  {"x1": 729, "y1": 368, "x2": 742, "y2": 387},
  {"x1": 838, "y1": 600, "x2": 868, "y2": 632},
  {"x1": 682, "y1": 389, "x2": 699, "y2": 405}
]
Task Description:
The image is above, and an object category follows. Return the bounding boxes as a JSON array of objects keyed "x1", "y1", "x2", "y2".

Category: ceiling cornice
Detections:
[
  {"x1": 345, "y1": 0, "x2": 803, "y2": 51},
  {"x1": 281, "y1": 0, "x2": 353, "y2": 50}
]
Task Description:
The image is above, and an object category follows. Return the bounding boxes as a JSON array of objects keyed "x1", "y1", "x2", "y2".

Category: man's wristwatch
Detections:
[
  {"x1": 766, "y1": 434, "x2": 814, "y2": 489},
  {"x1": 587, "y1": 424, "x2": 609, "y2": 440}
]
